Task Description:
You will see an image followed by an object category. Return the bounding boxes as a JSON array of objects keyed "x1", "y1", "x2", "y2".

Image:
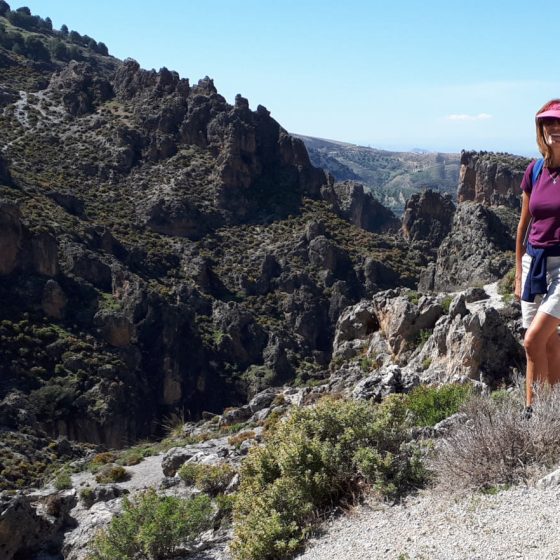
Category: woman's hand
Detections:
[{"x1": 514, "y1": 271, "x2": 522, "y2": 300}]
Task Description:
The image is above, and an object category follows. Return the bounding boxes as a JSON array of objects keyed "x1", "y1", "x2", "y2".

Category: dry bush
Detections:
[{"x1": 430, "y1": 384, "x2": 560, "y2": 491}]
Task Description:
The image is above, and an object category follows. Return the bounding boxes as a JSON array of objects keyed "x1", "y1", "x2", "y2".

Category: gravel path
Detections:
[{"x1": 296, "y1": 485, "x2": 560, "y2": 560}]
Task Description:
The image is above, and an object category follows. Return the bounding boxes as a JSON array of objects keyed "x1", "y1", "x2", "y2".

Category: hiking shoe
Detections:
[{"x1": 522, "y1": 406, "x2": 533, "y2": 420}]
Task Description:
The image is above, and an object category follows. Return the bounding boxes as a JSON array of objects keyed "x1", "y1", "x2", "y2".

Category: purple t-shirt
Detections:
[{"x1": 521, "y1": 160, "x2": 560, "y2": 248}]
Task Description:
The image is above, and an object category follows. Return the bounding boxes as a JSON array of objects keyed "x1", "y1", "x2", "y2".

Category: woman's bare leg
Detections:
[{"x1": 524, "y1": 311, "x2": 560, "y2": 405}]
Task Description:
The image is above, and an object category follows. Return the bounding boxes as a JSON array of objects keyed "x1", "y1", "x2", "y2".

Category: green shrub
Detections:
[
  {"x1": 498, "y1": 267, "x2": 516, "y2": 304},
  {"x1": 88, "y1": 489, "x2": 213, "y2": 560},
  {"x1": 54, "y1": 470, "x2": 72, "y2": 490},
  {"x1": 215, "y1": 492, "x2": 235, "y2": 523},
  {"x1": 95, "y1": 464, "x2": 129, "y2": 484},
  {"x1": 117, "y1": 447, "x2": 152, "y2": 466},
  {"x1": 178, "y1": 462, "x2": 236, "y2": 495},
  {"x1": 405, "y1": 384, "x2": 472, "y2": 427},
  {"x1": 440, "y1": 296, "x2": 453, "y2": 314},
  {"x1": 415, "y1": 328, "x2": 432, "y2": 348},
  {"x1": 231, "y1": 395, "x2": 427, "y2": 560}
]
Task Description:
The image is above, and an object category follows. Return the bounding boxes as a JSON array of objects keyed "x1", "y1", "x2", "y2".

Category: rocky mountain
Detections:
[
  {"x1": 297, "y1": 135, "x2": 461, "y2": 214},
  {"x1": 0, "y1": 4, "x2": 429, "y2": 495}
]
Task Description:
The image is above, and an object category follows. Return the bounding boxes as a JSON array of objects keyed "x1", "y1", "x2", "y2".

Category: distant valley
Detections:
[{"x1": 297, "y1": 134, "x2": 461, "y2": 214}]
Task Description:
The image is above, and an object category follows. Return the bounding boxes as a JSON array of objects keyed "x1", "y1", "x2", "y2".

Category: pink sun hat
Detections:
[{"x1": 537, "y1": 102, "x2": 560, "y2": 119}]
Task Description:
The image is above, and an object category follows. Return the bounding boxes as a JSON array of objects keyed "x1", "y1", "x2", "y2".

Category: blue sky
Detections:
[{"x1": 14, "y1": 0, "x2": 560, "y2": 155}]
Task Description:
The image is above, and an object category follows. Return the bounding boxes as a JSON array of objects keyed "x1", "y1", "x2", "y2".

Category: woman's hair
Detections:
[{"x1": 536, "y1": 98, "x2": 560, "y2": 166}]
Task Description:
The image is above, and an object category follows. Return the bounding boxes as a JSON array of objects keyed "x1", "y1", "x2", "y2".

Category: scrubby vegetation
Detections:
[
  {"x1": 231, "y1": 395, "x2": 429, "y2": 560},
  {"x1": 430, "y1": 385, "x2": 560, "y2": 491},
  {"x1": 88, "y1": 489, "x2": 213, "y2": 560},
  {"x1": 404, "y1": 383, "x2": 472, "y2": 427},
  {"x1": 498, "y1": 267, "x2": 516, "y2": 304},
  {"x1": 178, "y1": 462, "x2": 236, "y2": 495},
  {"x1": 94, "y1": 464, "x2": 129, "y2": 484}
]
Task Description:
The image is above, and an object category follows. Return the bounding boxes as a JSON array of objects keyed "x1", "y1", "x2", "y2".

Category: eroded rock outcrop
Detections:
[
  {"x1": 49, "y1": 61, "x2": 114, "y2": 116},
  {"x1": 324, "y1": 181, "x2": 400, "y2": 233},
  {"x1": 458, "y1": 151, "x2": 529, "y2": 209},
  {"x1": 418, "y1": 202, "x2": 516, "y2": 292},
  {"x1": 330, "y1": 287, "x2": 523, "y2": 390},
  {"x1": 0, "y1": 201, "x2": 59, "y2": 277},
  {"x1": 401, "y1": 189, "x2": 455, "y2": 245}
]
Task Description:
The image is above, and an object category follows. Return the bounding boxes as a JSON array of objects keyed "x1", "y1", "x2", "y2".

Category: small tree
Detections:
[
  {"x1": 24, "y1": 35, "x2": 51, "y2": 61},
  {"x1": 49, "y1": 38, "x2": 69, "y2": 61},
  {"x1": 69, "y1": 30, "x2": 81, "y2": 43},
  {"x1": 60, "y1": 24, "x2": 68, "y2": 36}
]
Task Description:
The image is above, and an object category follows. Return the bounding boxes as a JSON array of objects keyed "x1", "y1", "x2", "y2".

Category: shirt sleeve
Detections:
[{"x1": 521, "y1": 160, "x2": 537, "y2": 194}]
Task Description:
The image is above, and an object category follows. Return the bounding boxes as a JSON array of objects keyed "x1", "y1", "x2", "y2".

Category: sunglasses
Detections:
[{"x1": 540, "y1": 117, "x2": 560, "y2": 125}]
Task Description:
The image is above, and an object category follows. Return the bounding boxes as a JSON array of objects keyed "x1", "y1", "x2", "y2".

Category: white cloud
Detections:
[{"x1": 445, "y1": 113, "x2": 493, "y2": 121}]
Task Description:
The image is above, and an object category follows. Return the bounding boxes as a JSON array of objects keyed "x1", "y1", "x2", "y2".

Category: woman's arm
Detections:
[{"x1": 515, "y1": 191, "x2": 532, "y2": 299}]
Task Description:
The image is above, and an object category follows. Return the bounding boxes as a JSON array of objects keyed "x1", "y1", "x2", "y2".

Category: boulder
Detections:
[
  {"x1": 351, "y1": 365, "x2": 402, "y2": 401},
  {"x1": 161, "y1": 447, "x2": 197, "y2": 477},
  {"x1": 408, "y1": 307, "x2": 524, "y2": 385},
  {"x1": 370, "y1": 289, "x2": 444, "y2": 356}
]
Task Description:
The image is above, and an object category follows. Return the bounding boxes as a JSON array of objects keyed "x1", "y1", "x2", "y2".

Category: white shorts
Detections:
[{"x1": 521, "y1": 253, "x2": 560, "y2": 328}]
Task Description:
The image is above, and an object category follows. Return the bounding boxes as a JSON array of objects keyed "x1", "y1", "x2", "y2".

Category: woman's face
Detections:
[{"x1": 542, "y1": 117, "x2": 560, "y2": 146}]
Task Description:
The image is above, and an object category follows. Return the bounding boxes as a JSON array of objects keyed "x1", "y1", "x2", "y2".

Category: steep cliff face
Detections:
[
  {"x1": 418, "y1": 202, "x2": 516, "y2": 292},
  {"x1": 457, "y1": 151, "x2": 529, "y2": 209},
  {"x1": 401, "y1": 189, "x2": 455, "y2": 246}
]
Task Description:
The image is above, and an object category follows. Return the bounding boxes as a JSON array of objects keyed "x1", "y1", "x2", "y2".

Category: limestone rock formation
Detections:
[
  {"x1": 48, "y1": 60, "x2": 114, "y2": 116},
  {"x1": 458, "y1": 150, "x2": 529, "y2": 209},
  {"x1": 324, "y1": 181, "x2": 400, "y2": 233},
  {"x1": 0, "y1": 490, "x2": 77, "y2": 560},
  {"x1": 0, "y1": 201, "x2": 59, "y2": 277},
  {"x1": 401, "y1": 189, "x2": 455, "y2": 245},
  {"x1": 408, "y1": 305, "x2": 524, "y2": 385},
  {"x1": 418, "y1": 202, "x2": 516, "y2": 292},
  {"x1": 330, "y1": 287, "x2": 523, "y2": 392}
]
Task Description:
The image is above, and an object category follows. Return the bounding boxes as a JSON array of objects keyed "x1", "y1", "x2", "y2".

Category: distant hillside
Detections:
[{"x1": 297, "y1": 135, "x2": 461, "y2": 214}]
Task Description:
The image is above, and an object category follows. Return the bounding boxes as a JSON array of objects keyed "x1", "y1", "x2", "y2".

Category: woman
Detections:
[{"x1": 515, "y1": 99, "x2": 560, "y2": 413}]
